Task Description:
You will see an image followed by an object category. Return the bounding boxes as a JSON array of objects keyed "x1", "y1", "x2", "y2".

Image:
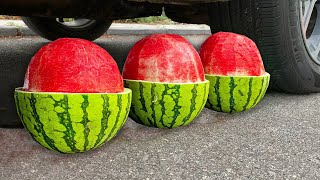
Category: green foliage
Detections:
[{"x1": 116, "y1": 14, "x2": 174, "y2": 24}]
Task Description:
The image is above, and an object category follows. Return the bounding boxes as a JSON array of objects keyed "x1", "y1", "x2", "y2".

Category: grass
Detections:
[
  {"x1": 0, "y1": 15, "x2": 20, "y2": 20},
  {"x1": 4, "y1": 21, "x2": 23, "y2": 29},
  {"x1": 115, "y1": 14, "x2": 175, "y2": 24}
]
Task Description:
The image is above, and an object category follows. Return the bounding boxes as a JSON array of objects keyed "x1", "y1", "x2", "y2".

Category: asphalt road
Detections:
[{"x1": 1, "y1": 36, "x2": 320, "y2": 179}]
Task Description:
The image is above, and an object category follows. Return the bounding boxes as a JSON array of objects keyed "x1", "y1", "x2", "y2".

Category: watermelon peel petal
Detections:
[
  {"x1": 205, "y1": 73, "x2": 270, "y2": 113},
  {"x1": 124, "y1": 79, "x2": 209, "y2": 129},
  {"x1": 14, "y1": 88, "x2": 132, "y2": 154}
]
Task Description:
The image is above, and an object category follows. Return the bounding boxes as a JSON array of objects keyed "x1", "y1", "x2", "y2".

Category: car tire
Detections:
[
  {"x1": 22, "y1": 17, "x2": 112, "y2": 41},
  {"x1": 209, "y1": 0, "x2": 320, "y2": 93}
]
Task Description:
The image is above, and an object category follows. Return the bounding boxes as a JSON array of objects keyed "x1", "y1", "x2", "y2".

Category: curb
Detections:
[{"x1": 0, "y1": 20, "x2": 211, "y2": 37}]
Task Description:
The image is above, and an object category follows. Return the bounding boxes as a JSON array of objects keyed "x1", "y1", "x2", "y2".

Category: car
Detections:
[{"x1": 1, "y1": 0, "x2": 319, "y2": 127}]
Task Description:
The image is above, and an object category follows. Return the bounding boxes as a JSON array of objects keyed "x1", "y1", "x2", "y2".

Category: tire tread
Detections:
[{"x1": 209, "y1": 0, "x2": 320, "y2": 93}]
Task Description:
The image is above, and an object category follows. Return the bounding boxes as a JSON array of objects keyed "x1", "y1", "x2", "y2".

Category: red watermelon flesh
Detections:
[
  {"x1": 200, "y1": 32, "x2": 266, "y2": 76},
  {"x1": 123, "y1": 34, "x2": 205, "y2": 83},
  {"x1": 24, "y1": 38, "x2": 124, "y2": 93}
]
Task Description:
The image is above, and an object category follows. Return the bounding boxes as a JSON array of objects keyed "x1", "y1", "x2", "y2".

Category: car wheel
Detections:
[
  {"x1": 22, "y1": 17, "x2": 112, "y2": 41},
  {"x1": 209, "y1": 0, "x2": 320, "y2": 93}
]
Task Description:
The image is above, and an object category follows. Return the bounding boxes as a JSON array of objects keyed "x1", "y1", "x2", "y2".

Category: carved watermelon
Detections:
[
  {"x1": 24, "y1": 38, "x2": 123, "y2": 93},
  {"x1": 15, "y1": 38, "x2": 131, "y2": 153},
  {"x1": 123, "y1": 34, "x2": 209, "y2": 128},
  {"x1": 200, "y1": 32, "x2": 270, "y2": 113}
]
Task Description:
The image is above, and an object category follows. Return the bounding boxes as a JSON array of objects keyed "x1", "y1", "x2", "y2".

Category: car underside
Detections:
[
  {"x1": 0, "y1": 0, "x2": 226, "y2": 22},
  {"x1": 0, "y1": 0, "x2": 225, "y2": 42}
]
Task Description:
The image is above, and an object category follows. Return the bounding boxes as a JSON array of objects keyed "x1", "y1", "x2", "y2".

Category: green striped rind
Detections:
[
  {"x1": 14, "y1": 88, "x2": 132, "y2": 154},
  {"x1": 205, "y1": 73, "x2": 270, "y2": 113},
  {"x1": 124, "y1": 80, "x2": 209, "y2": 129}
]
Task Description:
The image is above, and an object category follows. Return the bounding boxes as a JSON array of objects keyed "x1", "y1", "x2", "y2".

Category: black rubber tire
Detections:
[
  {"x1": 22, "y1": 17, "x2": 112, "y2": 41},
  {"x1": 209, "y1": 0, "x2": 320, "y2": 94}
]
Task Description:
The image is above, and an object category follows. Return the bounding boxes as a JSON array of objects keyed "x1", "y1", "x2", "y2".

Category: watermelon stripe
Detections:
[
  {"x1": 126, "y1": 82, "x2": 144, "y2": 125},
  {"x1": 158, "y1": 85, "x2": 170, "y2": 128},
  {"x1": 229, "y1": 77, "x2": 236, "y2": 113},
  {"x1": 16, "y1": 94, "x2": 29, "y2": 132},
  {"x1": 151, "y1": 83, "x2": 157, "y2": 127},
  {"x1": 106, "y1": 95, "x2": 123, "y2": 141},
  {"x1": 130, "y1": 106, "x2": 144, "y2": 125},
  {"x1": 238, "y1": 90, "x2": 244, "y2": 96},
  {"x1": 202, "y1": 84, "x2": 209, "y2": 110},
  {"x1": 80, "y1": 95, "x2": 90, "y2": 151},
  {"x1": 15, "y1": 94, "x2": 24, "y2": 124},
  {"x1": 57, "y1": 95, "x2": 80, "y2": 153},
  {"x1": 94, "y1": 95, "x2": 111, "y2": 147},
  {"x1": 139, "y1": 82, "x2": 148, "y2": 113},
  {"x1": 23, "y1": 95, "x2": 40, "y2": 135},
  {"x1": 119, "y1": 93, "x2": 131, "y2": 128},
  {"x1": 195, "y1": 83, "x2": 208, "y2": 117},
  {"x1": 252, "y1": 78, "x2": 265, "y2": 107},
  {"x1": 181, "y1": 84, "x2": 198, "y2": 126},
  {"x1": 255, "y1": 75, "x2": 269, "y2": 106},
  {"x1": 29, "y1": 94, "x2": 61, "y2": 152},
  {"x1": 146, "y1": 116, "x2": 154, "y2": 127},
  {"x1": 242, "y1": 78, "x2": 253, "y2": 111},
  {"x1": 169, "y1": 85, "x2": 182, "y2": 128},
  {"x1": 124, "y1": 82, "x2": 142, "y2": 125},
  {"x1": 214, "y1": 77, "x2": 222, "y2": 112},
  {"x1": 139, "y1": 82, "x2": 154, "y2": 126},
  {"x1": 206, "y1": 100, "x2": 215, "y2": 110}
]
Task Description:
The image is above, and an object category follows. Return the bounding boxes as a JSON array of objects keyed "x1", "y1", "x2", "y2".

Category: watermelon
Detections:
[
  {"x1": 125, "y1": 80, "x2": 209, "y2": 128},
  {"x1": 123, "y1": 34, "x2": 209, "y2": 128},
  {"x1": 205, "y1": 74, "x2": 269, "y2": 113},
  {"x1": 123, "y1": 34, "x2": 205, "y2": 83},
  {"x1": 15, "y1": 38, "x2": 131, "y2": 153},
  {"x1": 15, "y1": 88, "x2": 132, "y2": 154},
  {"x1": 24, "y1": 38, "x2": 123, "y2": 93},
  {"x1": 200, "y1": 32, "x2": 266, "y2": 77},
  {"x1": 200, "y1": 32, "x2": 270, "y2": 113}
]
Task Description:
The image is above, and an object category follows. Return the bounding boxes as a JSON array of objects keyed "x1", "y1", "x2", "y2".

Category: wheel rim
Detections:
[
  {"x1": 56, "y1": 18, "x2": 96, "y2": 29},
  {"x1": 300, "y1": 0, "x2": 320, "y2": 64}
]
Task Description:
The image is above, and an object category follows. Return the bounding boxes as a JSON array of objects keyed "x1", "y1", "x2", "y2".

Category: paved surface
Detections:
[
  {"x1": 0, "y1": 20, "x2": 211, "y2": 37},
  {"x1": 2, "y1": 92, "x2": 320, "y2": 179},
  {"x1": 1, "y1": 36, "x2": 320, "y2": 179}
]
